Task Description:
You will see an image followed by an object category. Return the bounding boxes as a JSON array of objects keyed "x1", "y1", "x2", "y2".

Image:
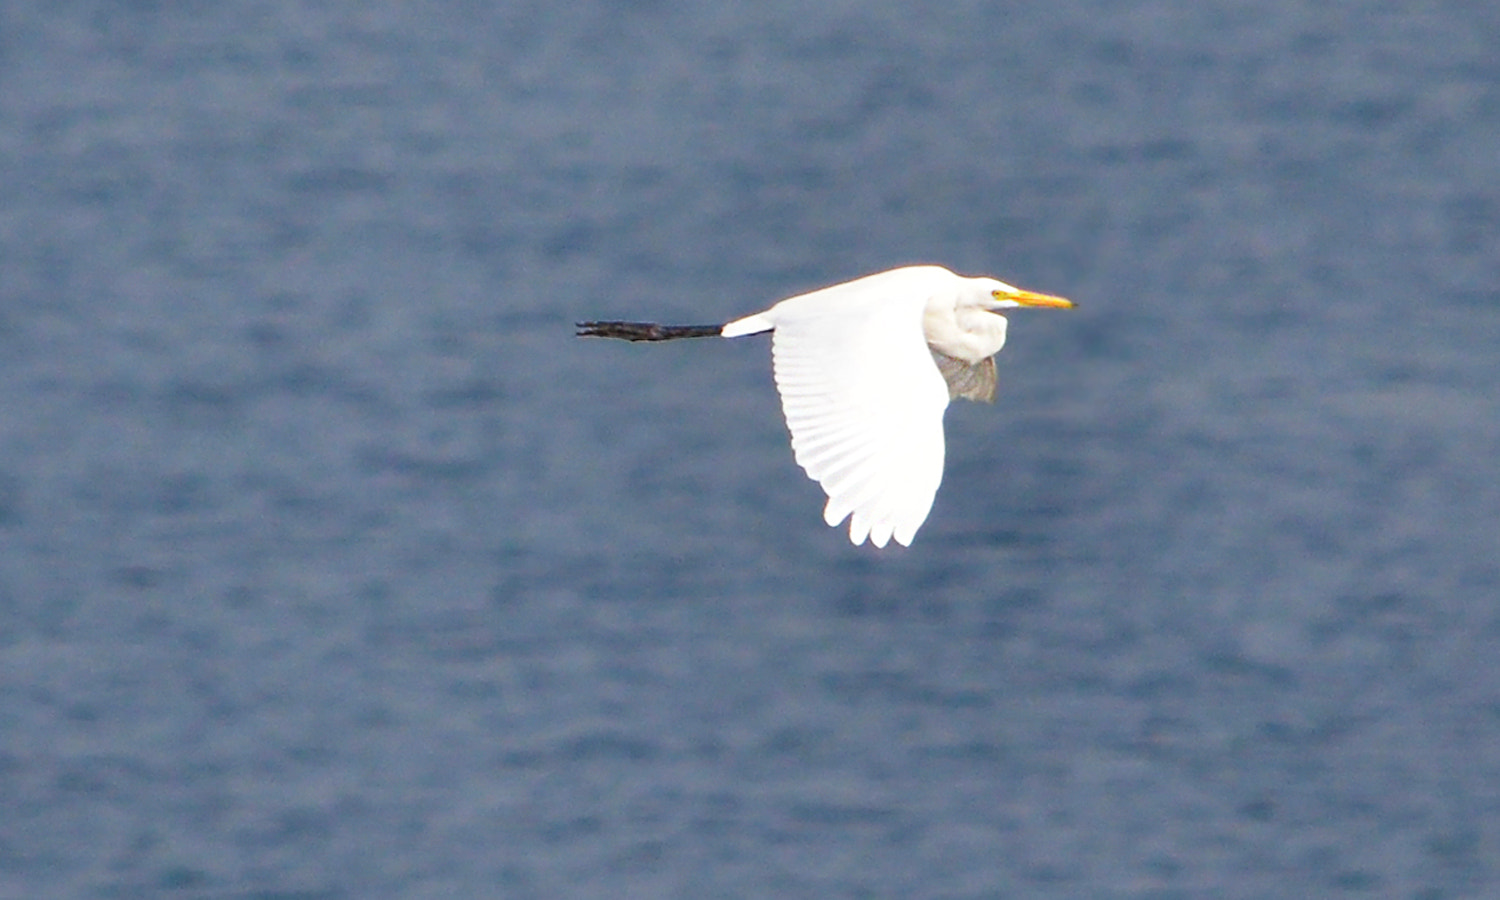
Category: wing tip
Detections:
[{"x1": 826, "y1": 499, "x2": 925, "y2": 549}]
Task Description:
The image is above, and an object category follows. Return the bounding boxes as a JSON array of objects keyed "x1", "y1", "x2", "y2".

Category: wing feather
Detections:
[
  {"x1": 763, "y1": 270, "x2": 951, "y2": 546},
  {"x1": 931, "y1": 351, "x2": 997, "y2": 402}
]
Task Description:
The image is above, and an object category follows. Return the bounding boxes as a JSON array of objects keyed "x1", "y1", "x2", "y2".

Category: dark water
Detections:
[{"x1": 3, "y1": 2, "x2": 1499, "y2": 897}]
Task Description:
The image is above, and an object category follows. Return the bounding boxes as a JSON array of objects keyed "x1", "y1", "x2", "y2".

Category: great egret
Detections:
[{"x1": 578, "y1": 265, "x2": 1074, "y2": 547}]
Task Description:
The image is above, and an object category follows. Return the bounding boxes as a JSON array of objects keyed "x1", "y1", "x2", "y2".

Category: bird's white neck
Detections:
[{"x1": 923, "y1": 300, "x2": 1009, "y2": 362}]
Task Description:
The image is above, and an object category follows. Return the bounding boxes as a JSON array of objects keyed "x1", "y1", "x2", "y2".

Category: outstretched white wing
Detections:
[{"x1": 763, "y1": 271, "x2": 951, "y2": 547}]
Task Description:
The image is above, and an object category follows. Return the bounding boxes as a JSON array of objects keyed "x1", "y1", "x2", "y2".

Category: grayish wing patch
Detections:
[{"x1": 930, "y1": 351, "x2": 997, "y2": 403}]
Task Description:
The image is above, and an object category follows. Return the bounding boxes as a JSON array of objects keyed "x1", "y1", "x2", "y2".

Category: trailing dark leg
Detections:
[{"x1": 575, "y1": 321, "x2": 724, "y2": 341}]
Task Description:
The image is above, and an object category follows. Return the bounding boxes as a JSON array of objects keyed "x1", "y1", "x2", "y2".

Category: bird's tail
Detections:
[{"x1": 575, "y1": 321, "x2": 723, "y2": 341}]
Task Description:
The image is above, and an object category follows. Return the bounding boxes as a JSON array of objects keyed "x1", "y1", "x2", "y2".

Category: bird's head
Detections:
[
  {"x1": 981, "y1": 279, "x2": 1075, "y2": 313},
  {"x1": 933, "y1": 274, "x2": 1075, "y2": 362}
]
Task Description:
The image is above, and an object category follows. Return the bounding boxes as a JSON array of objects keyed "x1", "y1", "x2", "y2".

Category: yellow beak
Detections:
[{"x1": 995, "y1": 288, "x2": 1075, "y2": 309}]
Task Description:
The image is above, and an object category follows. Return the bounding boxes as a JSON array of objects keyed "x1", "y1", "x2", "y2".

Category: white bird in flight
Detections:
[{"x1": 578, "y1": 265, "x2": 1074, "y2": 548}]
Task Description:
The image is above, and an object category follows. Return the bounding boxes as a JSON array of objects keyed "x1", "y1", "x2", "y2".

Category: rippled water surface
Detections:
[{"x1": 2, "y1": 2, "x2": 1498, "y2": 897}]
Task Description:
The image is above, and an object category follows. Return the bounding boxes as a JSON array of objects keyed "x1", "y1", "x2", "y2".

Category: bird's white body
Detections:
[{"x1": 718, "y1": 265, "x2": 1071, "y2": 548}]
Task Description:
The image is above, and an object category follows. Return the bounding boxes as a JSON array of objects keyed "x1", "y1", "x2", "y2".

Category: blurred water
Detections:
[{"x1": 2, "y1": 1, "x2": 1499, "y2": 897}]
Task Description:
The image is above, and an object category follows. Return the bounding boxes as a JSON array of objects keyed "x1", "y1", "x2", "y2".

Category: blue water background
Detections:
[{"x1": 2, "y1": 2, "x2": 1498, "y2": 897}]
